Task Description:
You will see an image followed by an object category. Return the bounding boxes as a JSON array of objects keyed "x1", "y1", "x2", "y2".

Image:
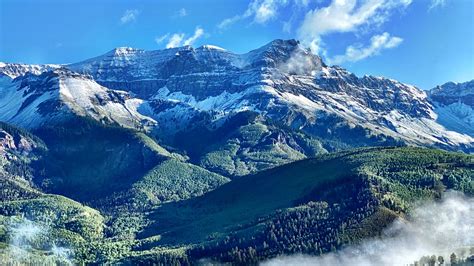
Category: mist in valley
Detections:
[
  {"x1": 1, "y1": 218, "x2": 73, "y2": 265},
  {"x1": 263, "y1": 192, "x2": 474, "y2": 266}
]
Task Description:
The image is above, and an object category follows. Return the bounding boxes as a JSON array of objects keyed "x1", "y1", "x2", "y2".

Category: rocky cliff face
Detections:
[
  {"x1": 0, "y1": 122, "x2": 45, "y2": 183},
  {"x1": 428, "y1": 80, "x2": 474, "y2": 136},
  {"x1": 430, "y1": 80, "x2": 474, "y2": 106},
  {"x1": 0, "y1": 128, "x2": 40, "y2": 163}
]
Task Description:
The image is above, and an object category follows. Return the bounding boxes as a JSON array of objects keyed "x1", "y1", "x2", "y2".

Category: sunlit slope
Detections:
[{"x1": 140, "y1": 147, "x2": 473, "y2": 257}]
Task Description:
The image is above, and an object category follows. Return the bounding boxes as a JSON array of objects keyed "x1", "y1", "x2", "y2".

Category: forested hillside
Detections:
[{"x1": 2, "y1": 122, "x2": 471, "y2": 266}]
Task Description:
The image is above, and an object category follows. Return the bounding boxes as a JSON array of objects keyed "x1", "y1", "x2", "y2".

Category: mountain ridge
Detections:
[
  {"x1": 66, "y1": 40, "x2": 474, "y2": 152},
  {"x1": 0, "y1": 39, "x2": 473, "y2": 178}
]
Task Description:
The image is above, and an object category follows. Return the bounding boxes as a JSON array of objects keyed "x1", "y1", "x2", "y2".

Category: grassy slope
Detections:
[{"x1": 0, "y1": 122, "x2": 107, "y2": 263}]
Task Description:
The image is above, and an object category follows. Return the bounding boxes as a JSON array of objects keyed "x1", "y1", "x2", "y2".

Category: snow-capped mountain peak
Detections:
[{"x1": 0, "y1": 40, "x2": 473, "y2": 152}]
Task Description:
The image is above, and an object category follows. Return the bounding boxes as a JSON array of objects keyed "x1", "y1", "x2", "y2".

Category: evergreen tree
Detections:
[
  {"x1": 438, "y1": 255, "x2": 444, "y2": 265},
  {"x1": 450, "y1": 253, "x2": 457, "y2": 265}
]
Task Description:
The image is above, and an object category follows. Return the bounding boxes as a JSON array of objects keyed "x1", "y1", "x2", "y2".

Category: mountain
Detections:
[
  {"x1": 0, "y1": 68, "x2": 155, "y2": 130},
  {"x1": 0, "y1": 121, "x2": 46, "y2": 201},
  {"x1": 64, "y1": 40, "x2": 473, "y2": 154},
  {"x1": 1, "y1": 39, "x2": 472, "y2": 188},
  {"x1": 429, "y1": 80, "x2": 474, "y2": 136},
  {"x1": 0, "y1": 119, "x2": 230, "y2": 263},
  {"x1": 0, "y1": 39, "x2": 473, "y2": 264},
  {"x1": 1, "y1": 40, "x2": 473, "y2": 179}
]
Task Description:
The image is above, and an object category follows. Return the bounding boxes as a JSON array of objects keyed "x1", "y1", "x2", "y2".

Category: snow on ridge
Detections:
[
  {"x1": 433, "y1": 102, "x2": 474, "y2": 136},
  {"x1": 59, "y1": 76, "x2": 156, "y2": 129},
  {"x1": 0, "y1": 76, "x2": 59, "y2": 128},
  {"x1": 114, "y1": 47, "x2": 141, "y2": 52},
  {"x1": 0, "y1": 70, "x2": 156, "y2": 130},
  {"x1": 1, "y1": 39, "x2": 472, "y2": 150},
  {"x1": 200, "y1": 45, "x2": 227, "y2": 51},
  {"x1": 430, "y1": 80, "x2": 474, "y2": 98},
  {"x1": 153, "y1": 86, "x2": 261, "y2": 116},
  {"x1": 258, "y1": 83, "x2": 474, "y2": 146},
  {"x1": 0, "y1": 63, "x2": 61, "y2": 79},
  {"x1": 148, "y1": 75, "x2": 473, "y2": 148}
]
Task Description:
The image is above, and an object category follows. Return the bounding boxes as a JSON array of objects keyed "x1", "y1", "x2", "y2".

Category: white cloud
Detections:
[
  {"x1": 217, "y1": 0, "x2": 325, "y2": 30},
  {"x1": 183, "y1": 27, "x2": 205, "y2": 46},
  {"x1": 282, "y1": 20, "x2": 292, "y2": 33},
  {"x1": 263, "y1": 192, "x2": 474, "y2": 266},
  {"x1": 217, "y1": 0, "x2": 290, "y2": 29},
  {"x1": 429, "y1": 0, "x2": 447, "y2": 10},
  {"x1": 247, "y1": 0, "x2": 288, "y2": 24},
  {"x1": 218, "y1": 15, "x2": 242, "y2": 30},
  {"x1": 163, "y1": 27, "x2": 205, "y2": 48},
  {"x1": 329, "y1": 32, "x2": 403, "y2": 64},
  {"x1": 155, "y1": 34, "x2": 169, "y2": 44},
  {"x1": 297, "y1": 0, "x2": 411, "y2": 53},
  {"x1": 177, "y1": 8, "x2": 187, "y2": 17},
  {"x1": 217, "y1": 0, "x2": 408, "y2": 64},
  {"x1": 120, "y1": 9, "x2": 139, "y2": 24},
  {"x1": 278, "y1": 49, "x2": 322, "y2": 75},
  {"x1": 293, "y1": 0, "x2": 311, "y2": 6},
  {"x1": 166, "y1": 33, "x2": 185, "y2": 48},
  {"x1": 299, "y1": 0, "x2": 383, "y2": 37}
]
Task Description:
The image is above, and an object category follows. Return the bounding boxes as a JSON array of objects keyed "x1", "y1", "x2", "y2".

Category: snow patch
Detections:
[{"x1": 200, "y1": 45, "x2": 227, "y2": 51}]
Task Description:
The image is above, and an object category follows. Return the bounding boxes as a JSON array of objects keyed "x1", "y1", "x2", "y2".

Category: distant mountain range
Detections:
[{"x1": 0, "y1": 40, "x2": 472, "y2": 264}]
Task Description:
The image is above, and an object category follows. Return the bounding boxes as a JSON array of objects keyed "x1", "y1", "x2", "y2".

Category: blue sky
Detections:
[{"x1": 0, "y1": 0, "x2": 473, "y2": 89}]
